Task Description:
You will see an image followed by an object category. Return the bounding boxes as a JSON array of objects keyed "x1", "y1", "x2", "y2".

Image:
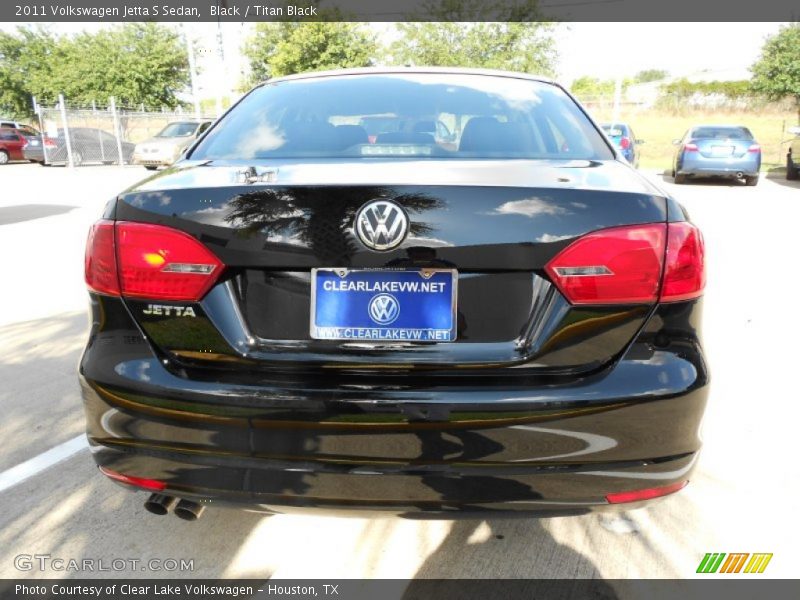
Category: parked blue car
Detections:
[
  {"x1": 672, "y1": 125, "x2": 760, "y2": 186},
  {"x1": 600, "y1": 122, "x2": 643, "y2": 168}
]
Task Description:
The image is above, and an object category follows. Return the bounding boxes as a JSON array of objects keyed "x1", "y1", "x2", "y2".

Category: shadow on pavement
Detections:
[{"x1": 0, "y1": 204, "x2": 78, "y2": 226}]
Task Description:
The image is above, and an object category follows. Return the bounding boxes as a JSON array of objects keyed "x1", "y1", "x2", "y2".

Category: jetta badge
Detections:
[{"x1": 355, "y1": 200, "x2": 409, "y2": 251}]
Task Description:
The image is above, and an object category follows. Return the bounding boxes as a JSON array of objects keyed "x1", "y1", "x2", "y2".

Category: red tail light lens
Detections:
[
  {"x1": 84, "y1": 220, "x2": 120, "y2": 296},
  {"x1": 683, "y1": 143, "x2": 698, "y2": 152},
  {"x1": 44, "y1": 138, "x2": 57, "y2": 149},
  {"x1": 545, "y1": 224, "x2": 666, "y2": 305},
  {"x1": 85, "y1": 220, "x2": 224, "y2": 301},
  {"x1": 606, "y1": 480, "x2": 688, "y2": 504},
  {"x1": 748, "y1": 144, "x2": 761, "y2": 153},
  {"x1": 660, "y1": 221, "x2": 705, "y2": 302},
  {"x1": 115, "y1": 222, "x2": 224, "y2": 301},
  {"x1": 546, "y1": 222, "x2": 705, "y2": 305},
  {"x1": 619, "y1": 137, "x2": 631, "y2": 150}
]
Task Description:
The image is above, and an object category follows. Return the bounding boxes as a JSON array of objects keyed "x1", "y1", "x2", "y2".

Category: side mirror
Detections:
[{"x1": 672, "y1": 139, "x2": 682, "y2": 146}]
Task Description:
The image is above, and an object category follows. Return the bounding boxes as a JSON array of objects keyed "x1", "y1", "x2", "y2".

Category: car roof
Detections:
[
  {"x1": 690, "y1": 124, "x2": 749, "y2": 129},
  {"x1": 262, "y1": 66, "x2": 557, "y2": 87}
]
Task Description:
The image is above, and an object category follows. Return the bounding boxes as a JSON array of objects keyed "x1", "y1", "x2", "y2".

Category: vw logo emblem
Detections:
[
  {"x1": 368, "y1": 294, "x2": 400, "y2": 325},
  {"x1": 355, "y1": 200, "x2": 409, "y2": 251}
]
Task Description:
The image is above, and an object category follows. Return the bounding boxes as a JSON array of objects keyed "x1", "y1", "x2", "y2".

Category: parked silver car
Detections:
[{"x1": 132, "y1": 120, "x2": 212, "y2": 169}]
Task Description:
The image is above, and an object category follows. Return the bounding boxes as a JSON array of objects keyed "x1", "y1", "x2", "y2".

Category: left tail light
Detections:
[{"x1": 84, "y1": 220, "x2": 224, "y2": 301}]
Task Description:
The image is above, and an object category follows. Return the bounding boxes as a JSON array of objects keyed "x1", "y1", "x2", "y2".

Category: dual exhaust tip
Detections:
[{"x1": 144, "y1": 493, "x2": 205, "y2": 521}]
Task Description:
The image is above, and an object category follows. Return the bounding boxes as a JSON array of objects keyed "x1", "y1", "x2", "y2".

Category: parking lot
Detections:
[{"x1": 1, "y1": 162, "x2": 798, "y2": 580}]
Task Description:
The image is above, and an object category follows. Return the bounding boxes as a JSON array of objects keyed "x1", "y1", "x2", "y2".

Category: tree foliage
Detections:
[
  {"x1": 660, "y1": 78, "x2": 753, "y2": 99},
  {"x1": 243, "y1": 19, "x2": 377, "y2": 84},
  {"x1": 751, "y1": 23, "x2": 800, "y2": 121},
  {"x1": 633, "y1": 69, "x2": 669, "y2": 83},
  {"x1": 0, "y1": 24, "x2": 188, "y2": 118},
  {"x1": 390, "y1": 1, "x2": 556, "y2": 75},
  {"x1": 570, "y1": 76, "x2": 630, "y2": 99}
]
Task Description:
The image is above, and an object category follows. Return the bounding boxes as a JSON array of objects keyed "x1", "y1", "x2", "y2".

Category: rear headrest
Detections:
[
  {"x1": 334, "y1": 125, "x2": 368, "y2": 149},
  {"x1": 459, "y1": 117, "x2": 529, "y2": 153},
  {"x1": 413, "y1": 120, "x2": 436, "y2": 134}
]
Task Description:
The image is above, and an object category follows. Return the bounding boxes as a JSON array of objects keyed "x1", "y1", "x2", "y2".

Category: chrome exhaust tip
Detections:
[
  {"x1": 174, "y1": 499, "x2": 206, "y2": 521},
  {"x1": 144, "y1": 493, "x2": 177, "y2": 516}
]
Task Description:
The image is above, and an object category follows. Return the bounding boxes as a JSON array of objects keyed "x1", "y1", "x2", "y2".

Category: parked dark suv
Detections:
[{"x1": 80, "y1": 68, "x2": 708, "y2": 520}]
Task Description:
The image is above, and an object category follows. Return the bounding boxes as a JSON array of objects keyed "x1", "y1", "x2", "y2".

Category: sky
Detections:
[{"x1": 0, "y1": 21, "x2": 787, "y2": 96}]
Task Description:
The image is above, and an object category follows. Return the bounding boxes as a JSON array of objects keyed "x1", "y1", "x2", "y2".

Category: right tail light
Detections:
[{"x1": 546, "y1": 222, "x2": 705, "y2": 305}]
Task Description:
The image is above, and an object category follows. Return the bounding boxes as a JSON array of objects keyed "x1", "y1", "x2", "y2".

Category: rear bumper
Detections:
[
  {"x1": 79, "y1": 295, "x2": 709, "y2": 516},
  {"x1": 679, "y1": 155, "x2": 759, "y2": 177},
  {"x1": 132, "y1": 156, "x2": 172, "y2": 167}
]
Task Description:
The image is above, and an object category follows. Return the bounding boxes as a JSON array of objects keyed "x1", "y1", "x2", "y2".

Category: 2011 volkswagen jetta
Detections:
[{"x1": 80, "y1": 68, "x2": 708, "y2": 520}]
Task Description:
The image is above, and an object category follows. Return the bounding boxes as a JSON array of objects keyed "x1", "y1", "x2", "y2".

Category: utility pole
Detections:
[{"x1": 182, "y1": 24, "x2": 201, "y2": 118}]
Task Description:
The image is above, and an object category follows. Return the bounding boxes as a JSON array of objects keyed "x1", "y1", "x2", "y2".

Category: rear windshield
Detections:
[
  {"x1": 691, "y1": 126, "x2": 754, "y2": 140},
  {"x1": 158, "y1": 122, "x2": 199, "y2": 137},
  {"x1": 190, "y1": 73, "x2": 614, "y2": 161}
]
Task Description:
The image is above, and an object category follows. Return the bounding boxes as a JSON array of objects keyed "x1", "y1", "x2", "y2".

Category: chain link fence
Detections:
[{"x1": 33, "y1": 96, "x2": 216, "y2": 167}]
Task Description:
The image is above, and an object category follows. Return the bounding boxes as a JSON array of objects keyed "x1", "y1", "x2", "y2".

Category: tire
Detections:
[
  {"x1": 788, "y1": 154, "x2": 799, "y2": 181},
  {"x1": 671, "y1": 168, "x2": 676, "y2": 178},
  {"x1": 0, "y1": 150, "x2": 9, "y2": 165},
  {"x1": 745, "y1": 175, "x2": 759, "y2": 187},
  {"x1": 145, "y1": 166, "x2": 158, "y2": 171},
  {"x1": 674, "y1": 173, "x2": 687, "y2": 184}
]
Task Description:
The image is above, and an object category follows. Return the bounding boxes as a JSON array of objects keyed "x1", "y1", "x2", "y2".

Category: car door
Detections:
[{"x1": 0, "y1": 130, "x2": 26, "y2": 160}]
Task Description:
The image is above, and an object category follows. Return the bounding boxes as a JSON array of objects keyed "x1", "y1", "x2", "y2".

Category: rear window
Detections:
[
  {"x1": 191, "y1": 73, "x2": 614, "y2": 161},
  {"x1": 691, "y1": 126, "x2": 753, "y2": 140},
  {"x1": 158, "y1": 122, "x2": 199, "y2": 137}
]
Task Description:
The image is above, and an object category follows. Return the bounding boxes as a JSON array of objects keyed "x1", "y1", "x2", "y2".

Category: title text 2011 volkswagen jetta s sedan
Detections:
[{"x1": 80, "y1": 68, "x2": 708, "y2": 520}]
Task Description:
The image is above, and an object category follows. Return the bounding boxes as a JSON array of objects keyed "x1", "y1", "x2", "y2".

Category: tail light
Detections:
[
  {"x1": 85, "y1": 220, "x2": 120, "y2": 296},
  {"x1": 619, "y1": 137, "x2": 631, "y2": 150},
  {"x1": 660, "y1": 221, "x2": 705, "y2": 302},
  {"x1": 683, "y1": 143, "x2": 698, "y2": 152},
  {"x1": 84, "y1": 220, "x2": 224, "y2": 301},
  {"x1": 545, "y1": 222, "x2": 705, "y2": 305},
  {"x1": 748, "y1": 144, "x2": 761, "y2": 153},
  {"x1": 44, "y1": 137, "x2": 57, "y2": 149}
]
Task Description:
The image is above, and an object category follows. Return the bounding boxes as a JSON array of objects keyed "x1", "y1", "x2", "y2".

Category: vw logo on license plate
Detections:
[{"x1": 368, "y1": 294, "x2": 400, "y2": 325}]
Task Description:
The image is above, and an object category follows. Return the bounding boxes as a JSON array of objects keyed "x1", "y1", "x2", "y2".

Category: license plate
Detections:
[
  {"x1": 311, "y1": 269, "x2": 457, "y2": 342},
  {"x1": 710, "y1": 145, "x2": 734, "y2": 156}
]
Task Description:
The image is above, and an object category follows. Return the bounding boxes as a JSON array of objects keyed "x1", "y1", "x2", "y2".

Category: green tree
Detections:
[
  {"x1": 243, "y1": 20, "x2": 377, "y2": 83},
  {"x1": 391, "y1": 1, "x2": 555, "y2": 75},
  {"x1": 570, "y1": 76, "x2": 631, "y2": 100},
  {"x1": 60, "y1": 24, "x2": 188, "y2": 108},
  {"x1": 0, "y1": 27, "x2": 62, "y2": 118},
  {"x1": 751, "y1": 23, "x2": 800, "y2": 122},
  {"x1": 0, "y1": 24, "x2": 188, "y2": 118},
  {"x1": 633, "y1": 69, "x2": 668, "y2": 83}
]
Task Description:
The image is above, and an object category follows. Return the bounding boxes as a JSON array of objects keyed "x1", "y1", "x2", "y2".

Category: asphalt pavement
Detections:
[{"x1": 1, "y1": 163, "x2": 798, "y2": 580}]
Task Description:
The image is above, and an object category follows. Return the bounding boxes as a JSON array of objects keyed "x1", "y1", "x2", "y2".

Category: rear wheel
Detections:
[
  {"x1": 744, "y1": 175, "x2": 759, "y2": 186},
  {"x1": 145, "y1": 166, "x2": 158, "y2": 171},
  {"x1": 0, "y1": 150, "x2": 9, "y2": 165},
  {"x1": 788, "y1": 154, "x2": 799, "y2": 181},
  {"x1": 674, "y1": 173, "x2": 687, "y2": 184}
]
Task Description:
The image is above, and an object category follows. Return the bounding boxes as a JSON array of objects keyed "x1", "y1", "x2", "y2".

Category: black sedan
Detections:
[
  {"x1": 24, "y1": 127, "x2": 134, "y2": 165},
  {"x1": 80, "y1": 68, "x2": 708, "y2": 520}
]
